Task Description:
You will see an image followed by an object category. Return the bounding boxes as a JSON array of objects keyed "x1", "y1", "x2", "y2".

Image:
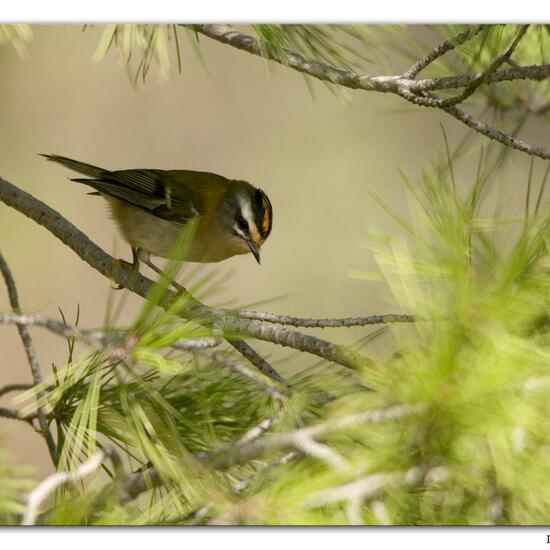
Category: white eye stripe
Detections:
[
  {"x1": 237, "y1": 195, "x2": 260, "y2": 237},
  {"x1": 233, "y1": 224, "x2": 247, "y2": 240},
  {"x1": 238, "y1": 196, "x2": 254, "y2": 226}
]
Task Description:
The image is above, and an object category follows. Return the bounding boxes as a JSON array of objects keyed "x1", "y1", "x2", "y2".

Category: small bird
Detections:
[{"x1": 41, "y1": 154, "x2": 273, "y2": 268}]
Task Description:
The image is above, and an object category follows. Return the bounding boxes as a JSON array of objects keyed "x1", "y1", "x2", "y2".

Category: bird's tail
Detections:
[{"x1": 40, "y1": 154, "x2": 107, "y2": 179}]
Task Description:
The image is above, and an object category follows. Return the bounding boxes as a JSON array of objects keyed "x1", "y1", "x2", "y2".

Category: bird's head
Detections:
[{"x1": 222, "y1": 183, "x2": 273, "y2": 264}]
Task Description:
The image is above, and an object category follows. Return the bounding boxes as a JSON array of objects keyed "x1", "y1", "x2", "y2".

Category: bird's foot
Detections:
[{"x1": 110, "y1": 248, "x2": 142, "y2": 290}]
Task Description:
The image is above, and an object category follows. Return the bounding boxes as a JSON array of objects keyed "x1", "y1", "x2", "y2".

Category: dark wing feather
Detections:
[
  {"x1": 72, "y1": 179, "x2": 167, "y2": 211},
  {"x1": 109, "y1": 169, "x2": 163, "y2": 195},
  {"x1": 72, "y1": 168, "x2": 200, "y2": 225},
  {"x1": 43, "y1": 155, "x2": 228, "y2": 226}
]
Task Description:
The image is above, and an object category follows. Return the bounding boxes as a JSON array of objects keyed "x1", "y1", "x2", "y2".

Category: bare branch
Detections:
[
  {"x1": 236, "y1": 310, "x2": 415, "y2": 328},
  {"x1": 443, "y1": 104, "x2": 550, "y2": 160},
  {"x1": 402, "y1": 25, "x2": 484, "y2": 79},
  {"x1": 0, "y1": 252, "x2": 57, "y2": 464},
  {"x1": 0, "y1": 312, "x2": 103, "y2": 346},
  {"x1": 411, "y1": 64, "x2": 550, "y2": 92},
  {"x1": 397, "y1": 87, "x2": 550, "y2": 160},
  {"x1": 120, "y1": 404, "x2": 423, "y2": 501},
  {"x1": 292, "y1": 434, "x2": 349, "y2": 471},
  {"x1": 21, "y1": 446, "x2": 122, "y2": 525},
  {"x1": 172, "y1": 336, "x2": 223, "y2": 350},
  {"x1": 306, "y1": 466, "x2": 425, "y2": 508},
  {"x1": 193, "y1": 24, "x2": 550, "y2": 159},
  {"x1": 228, "y1": 339, "x2": 285, "y2": 382},
  {"x1": 0, "y1": 312, "x2": 286, "y2": 402},
  {"x1": 0, "y1": 383, "x2": 34, "y2": 398},
  {"x1": 308, "y1": 472, "x2": 398, "y2": 507},
  {"x1": 236, "y1": 419, "x2": 274, "y2": 446},
  {"x1": 0, "y1": 177, "x2": 376, "y2": 374},
  {"x1": 199, "y1": 349, "x2": 288, "y2": 403},
  {"x1": 202, "y1": 403, "x2": 423, "y2": 471},
  {"x1": 233, "y1": 451, "x2": 297, "y2": 493},
  {"x1": 0, "y1": 406, "x2": 37, "y2": 424},
  {"x1": 414, "y1": 25, "x2": 530, "y2": 108},
  {"x1": 222, "y1": 316, "x2": 368, "y2": 371},
  {"x1": 195, "y1": 24, "x2": 550, "y2": 93}
]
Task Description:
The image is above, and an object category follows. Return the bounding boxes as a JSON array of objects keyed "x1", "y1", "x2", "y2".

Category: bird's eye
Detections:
[{"x1": 236, "y1": 215, "x2": 249, "y2": 233}]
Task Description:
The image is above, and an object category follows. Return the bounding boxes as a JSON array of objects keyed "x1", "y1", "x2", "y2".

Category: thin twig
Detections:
[
  {"x1": 0, "y1": 252, "x2": 57, "y2": 464},
  {"x1": 199, "y1": 349, "x2": 287, "y2": 403},
  {"x1": 402, "y1": 25, "x2": 484, "y2": 79},
  {"x1": 306, "y1": 466, "x2": 425, "y2": 509},
  {"x1": 193, "y1": 25, "x2": 550, "y2": 93},
  {"x1": 120, "y1": 404, "x2": 424, "y2": 501},
  {"x1": 236, "y1": 417, "x2": 276, "y2": 445},
  {"x1": 233, "y1": 451, "x2": 297, "y2": 493},
  {"x1": 0, "y1": 406, "x2": 37, "y2": 424},
  {"x1": 236, "y1": 310, "x2": 415, "y2": 328},
  {"x1": 397, "y1": 87, "x2": 550, "y2": 160},
  {"x1": 0, "y1": 383, "x2": 34, "y2": 398},
  {"x1": 410, "y1": 64, "x2": 550, "y2": 92},
  {"x1": 222, "y1": 316, "x2": 368, "y2": 371},
  {"x1": 192, "y1": 24, "x2": 550, "y2": 160},
  {"x1": 21, "y1": 446, "x2": 122, "y2": 525},
  {"x1": 172, "y1": 336, "x2": 223, "y2": 350},
  {"x1": 0, "y1": 312, "x2": 103, "y2": 346},
  {"x1": 228, "y1": 339, "x2": 285, "y2": 382},
  {"x1": 0, "y1": 177, "x2": 376, "y2": 375},
  {"x1": 292, "y1": 434, "x2": 349, "y2": 471},
  {"x1": 202, "y1": 403, "x2": 423, "y2": 471},
  {"x1": 415, "y1": 25, "x2": 530, "y2": 108},
  {"x1": 0, "y1": 312, "x2": 286, "y2": 402}
]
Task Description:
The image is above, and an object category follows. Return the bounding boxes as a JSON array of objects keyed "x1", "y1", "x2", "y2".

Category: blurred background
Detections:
[{"x1": 0, "y1": 25, "x2": 546, "y2": 478}]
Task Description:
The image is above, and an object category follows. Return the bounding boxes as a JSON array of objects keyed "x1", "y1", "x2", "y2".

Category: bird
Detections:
[{"x1": 41, "y1": 154, "x2": 273, "y2": 271}]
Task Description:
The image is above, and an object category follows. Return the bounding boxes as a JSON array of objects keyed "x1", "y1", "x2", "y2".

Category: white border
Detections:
[
  {"x1": 2, "y1": 527, "x2": 549, "y2": 550},
  {"x1": 1, "y1": 0, "x2": 549, "y2": 23}
]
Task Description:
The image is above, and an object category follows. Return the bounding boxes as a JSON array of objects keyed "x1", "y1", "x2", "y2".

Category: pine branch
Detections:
[
  {"x1": 21, "y1": 446, "x2": 122, "y2": 525},
  {"x1": 402, "y1": 25, "x2": 485, "y2": 79},
  {"x1": 236, "y1": 310, "x2": 415, "y2": 328},
  {"x1": 0, "y1": 176, "x2": 388, "y2": 376},
  {"x1": 192, "y1": 24, "x2": 550, "y2": 160},
  {"x1": 0, "y1": 406, "x2": 37, "y2": 424},
  {"x1": 119, "y1": 403, "x2": 423, "y2": 502},
  {"x1": 0, "y1": 383, "x2": 34, "y2": 398},
  {"x1": 0, "y1": 253, "x2": 57, "y2": 464}
]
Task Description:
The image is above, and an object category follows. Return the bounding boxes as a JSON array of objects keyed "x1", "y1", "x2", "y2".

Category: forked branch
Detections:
[{"x1": 192, "y1": 24, "x2": 550, "y2": 160}]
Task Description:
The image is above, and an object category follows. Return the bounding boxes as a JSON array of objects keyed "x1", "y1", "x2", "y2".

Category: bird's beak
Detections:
[{"x1": 248, "y1": 241, "x2": 261, "y2": 264}]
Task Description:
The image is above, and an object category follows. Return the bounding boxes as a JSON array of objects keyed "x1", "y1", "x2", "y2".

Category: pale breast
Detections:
[{"x1": 105, "y1": 197, "x2": 250, "y2": 262}]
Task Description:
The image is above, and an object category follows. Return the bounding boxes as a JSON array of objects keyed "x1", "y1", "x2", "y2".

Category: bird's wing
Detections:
[{"x1": 72, "y1": 169, "x2": 200, "y2": 225}]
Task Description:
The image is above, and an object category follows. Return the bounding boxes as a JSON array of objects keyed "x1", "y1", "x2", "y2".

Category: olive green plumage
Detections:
[{"x1": 42, "y1": 154, "x2": 273, "y2": 264}]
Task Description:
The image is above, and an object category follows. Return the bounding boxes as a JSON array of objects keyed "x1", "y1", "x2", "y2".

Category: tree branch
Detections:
[
  {"x1": 306, "y1": 466, "x2": 425, "y2": 509},
  {"x1": 424, "y1": 25, "x2": 529, "y2": 108},
  {"x1": 0, "y1": 312, "x2": 287, "y2": 402},
  {"x1": 21, "y1": 446, "x2": 122, "y2": 525},
  {"x1": 199, "y1": 349, "x2": 288, "y2": 403},
  {"x1": 0, "y1": 406, "x2": 37, "y2": 424},
  {"x1": 119, "y1": 403, "x2": 423, "y2": 501},
  {"x1": 397, "y1": 87, "x2": 550, "y2": 159},
  {"x1": 0, "y1": 383, "x2": 34, "y2": 398},
  {"x1": 402, "y1": 25, "x2": 484, "y2": 79},
  {"x1": 235, "y1": 310, "x2": 415, "y2": 328},
  {"x1": 192, "y1": 24, "x2": 550, "y2": 160},
  {"x1": 228, "y1": 338, "x2": 285, "y2": 382},
  {"x1": 0, "y1": 176, "x2": 378, "y2": 374},
  {"x1": 201, "y1": 403, "x2": 423, "y2": 471},
  {"x1": 0, "y1": 252, "x2": 57, "y2": 464}
]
